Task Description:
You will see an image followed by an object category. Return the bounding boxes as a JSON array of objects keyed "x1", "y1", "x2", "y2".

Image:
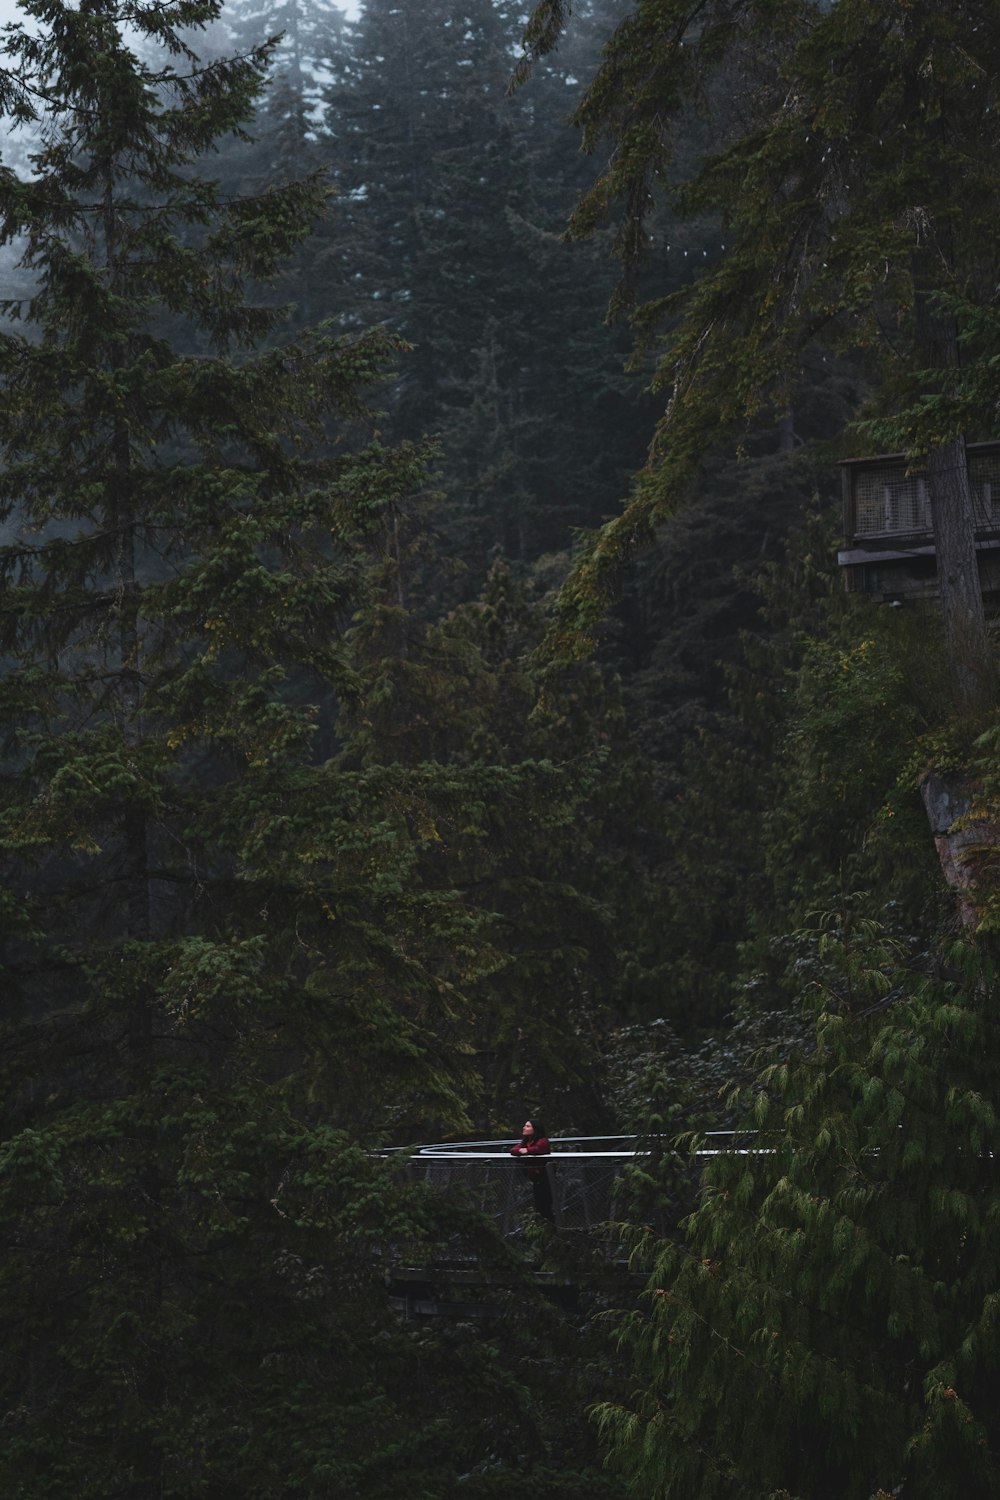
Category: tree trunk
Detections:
[
  {"x1": 912, "y1": 261, "x2": 992, "y2": 712},
  {"x1": 910, "y1": 244, "x2": 997, "y2": 911},
  {"x1": 925, "y1": 436, "x2": 992, "y2": 713}
]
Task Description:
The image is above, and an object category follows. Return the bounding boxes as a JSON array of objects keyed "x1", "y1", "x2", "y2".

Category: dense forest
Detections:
[{"x1": 1, "y1": 0, "x2": 1000, "y2": 1495}]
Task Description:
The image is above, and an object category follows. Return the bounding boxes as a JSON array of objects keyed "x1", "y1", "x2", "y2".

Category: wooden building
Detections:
[{"x1": 838, "y1": 440, "x2": 1000, "y2": 603}]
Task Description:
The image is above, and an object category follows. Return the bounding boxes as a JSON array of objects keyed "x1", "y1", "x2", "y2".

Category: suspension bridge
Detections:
[{"x1": 385, "y1": 1133, "x2": 747, "y2": 1316}]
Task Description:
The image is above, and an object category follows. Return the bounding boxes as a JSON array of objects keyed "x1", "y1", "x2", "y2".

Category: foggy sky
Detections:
[{"x1": 0, "y1": 0, "x2": 362, "y2": 25}]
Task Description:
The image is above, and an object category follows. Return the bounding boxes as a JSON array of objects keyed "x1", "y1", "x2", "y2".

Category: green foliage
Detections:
[
  {"x1": 518, "y1": 0, "x2": 1000, "y2": 660},
  {"x1": 761, "y1": 617, "x2": 934, "y2": 925},
  {"x1": 601, "y1": 927, "x2": 1000, "y2": 1499},
  {"x1": 0, "y1": 1086, "x2": 453, "y2": 1497},
  {"x1": 606, "y1": 449, "x2": 860, "y2": 1028},
  {"x1": 336, "y1": 554, "x2": 670, "y2": 1133},
  {"x1": 0, "y1": 2, "x2": 640, "y2": 1490},
  {"x1": 297, "y1": 0, "x2": 656, "y2": 582},
  {"x1": 0, "y1": 0, "x2": 480, "y2": 1130},
  {"x1": 10, "y1": 1, "x2": 998, "y2": 1494}
]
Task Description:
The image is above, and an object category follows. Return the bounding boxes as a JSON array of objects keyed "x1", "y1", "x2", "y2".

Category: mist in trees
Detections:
[{"x1": 1, "y1": 0, "x2": 1000, "y2": 1495}]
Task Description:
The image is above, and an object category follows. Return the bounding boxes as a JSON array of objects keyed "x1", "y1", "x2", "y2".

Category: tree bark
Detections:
[
  {"x1": 912, "y1": 260, "x2": 992, "y2": 712},
  {"x1": 924, "y1": 436, "x2": 992, "y2": 712}
]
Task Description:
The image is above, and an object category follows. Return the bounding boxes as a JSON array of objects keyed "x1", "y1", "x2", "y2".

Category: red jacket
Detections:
[{"x1": 510, "y1": 1135, "x2": 550, "y2": 1177}]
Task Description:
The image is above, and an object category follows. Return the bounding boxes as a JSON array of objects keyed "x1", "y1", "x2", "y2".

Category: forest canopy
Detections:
[{"x1": 0, "y1": 0, "x2": 998, "y2": 1496}]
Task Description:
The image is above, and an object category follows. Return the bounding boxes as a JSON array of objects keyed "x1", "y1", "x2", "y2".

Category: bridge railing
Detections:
[{"x1": 399, "y1": 1134, "x2": 755, "y2": 1238}]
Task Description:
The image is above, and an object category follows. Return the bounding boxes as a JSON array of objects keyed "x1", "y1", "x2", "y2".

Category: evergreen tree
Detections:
[
  {"x1": 317, "y1": 0, "x2": 655, "y2": 579},
  {"x1": 597, "y1": 927, "x2": 1000, "y2": 1500},
  {"x1": 320, "y1": 0, "x2": 517, "y2": 431},
  {"x1": 0, "y1": 0, "x2": 466, "y2": 1127},
  {"x1": 226, "y1": 0, "x2": 347, "y2": 116},
  {"x1": 0, "y1": 0, "x2": 540, "y2": 1487},
  {"x1": 519, "y1": 0, "x2": 1000, "y2": 708},
  {"x1": 338, "y1": 551, "x2": 666, "y2": 1131},
  {"x1": 210, "y1": 0, "x2": 351, "y2": 332}
]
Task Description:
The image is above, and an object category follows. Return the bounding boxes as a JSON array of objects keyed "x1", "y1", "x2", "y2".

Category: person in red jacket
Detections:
[{"x1": 510, "y1": 1117, "x2": 554, "y2": 1222}]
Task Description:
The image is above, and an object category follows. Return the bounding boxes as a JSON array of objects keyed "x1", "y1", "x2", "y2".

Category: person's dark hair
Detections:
[{"x1": 524, "y1": 1117, "x2": 545, "y2": 1139}]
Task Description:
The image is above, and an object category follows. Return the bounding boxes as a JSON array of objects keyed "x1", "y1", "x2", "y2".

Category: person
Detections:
[{"x1": 510, "y1": 1117, "x2": 554, "y2": 1222}]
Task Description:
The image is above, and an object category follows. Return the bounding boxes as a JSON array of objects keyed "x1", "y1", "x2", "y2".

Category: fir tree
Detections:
[
  {"x1": 226, "y1": 0, "x2": 347, "y2": 115},
  {"x1": 318, "y1": 0, "x2": 654, "y2": 579},
  {"x1": 337, "y1": 551, "x2": 661, "y2": 1132},
  {"x1": 0, "y1": 0, "x2": 523, "y2": 1487},
  {"x1": 518, "y1": 0, "x2": 1000, "y2": 708}
]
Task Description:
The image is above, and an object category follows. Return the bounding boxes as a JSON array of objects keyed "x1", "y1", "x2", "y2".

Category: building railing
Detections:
[{"x1": 842, "y1": 441, "x2": 1000, "y2": 543}]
